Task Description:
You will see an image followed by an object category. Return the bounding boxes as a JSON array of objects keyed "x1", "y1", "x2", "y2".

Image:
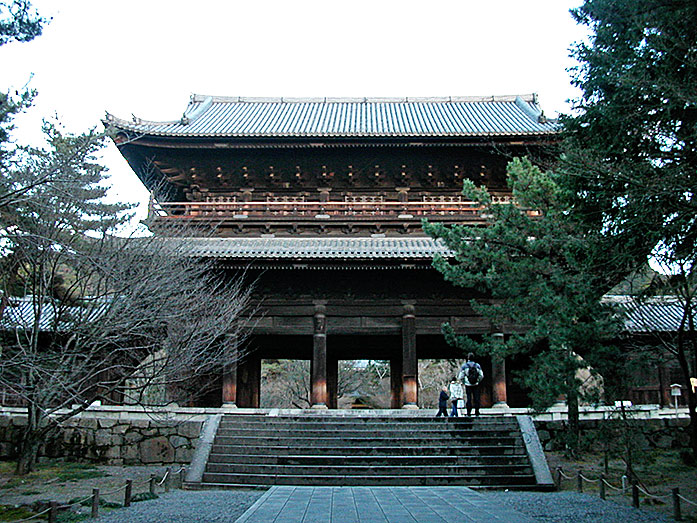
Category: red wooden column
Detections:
[
  {"x1": 390, "y1": 357, "x2": 403, "y2": 409},
  {"x1": 236, "y1": 353, "x2": 260, "y2": 408},
  {"x1": 491, "y1": 333, "x2": 509, "y2": 408},
  {"x1": 221, "y1": 336, "x2": 238, "y2": 407},
  {"x1": 327, "y1": 356, "x2": 338, "y2": 409},
  {"x1": 402, "y1": 304, "x2": 418, "y2": 408},
  {"x1": 311, "y1": 303, "x2": 329, "y2": 409}
]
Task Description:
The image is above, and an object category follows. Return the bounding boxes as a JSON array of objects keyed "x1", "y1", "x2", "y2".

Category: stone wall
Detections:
[
  {"x1": 0, "y1": 407, "x2": 209, "y2": 465},
  {"x1": 535, "y1": 418, "x2": 691, "y2": 452}
]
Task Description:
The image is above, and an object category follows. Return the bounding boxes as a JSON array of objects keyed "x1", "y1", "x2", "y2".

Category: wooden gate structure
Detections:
[{"x1": 106, "y1": 95, "x2": 558, "y2": 409}]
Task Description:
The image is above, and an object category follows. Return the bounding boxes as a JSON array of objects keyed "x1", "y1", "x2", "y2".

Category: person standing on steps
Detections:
[
  {"x1": 459, "y1": 353, "x2": 484, "y2": 416},
  {"x1": 435, "y1": 386, "x2": 449, "y2": 418},
  {"x1": 448, "y1": 377, "x2": 463, "y2": 417}
]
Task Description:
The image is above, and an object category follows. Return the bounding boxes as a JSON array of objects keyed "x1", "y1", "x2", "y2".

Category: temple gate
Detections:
[{"x1": 106, "y1": 95, "x2": 557, "y2": 408}]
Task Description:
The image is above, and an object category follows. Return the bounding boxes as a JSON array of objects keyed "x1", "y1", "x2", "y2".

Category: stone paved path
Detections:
[{"x1": 236, "y1": 486, "x2": 535, "y2": 522}]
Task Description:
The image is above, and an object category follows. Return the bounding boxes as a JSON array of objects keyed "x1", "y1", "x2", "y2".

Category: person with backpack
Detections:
[
  {"x1": 458, "y1": 353, "x2": 484, "y2": 416},
  {"x1": 448, "y1": 377, "x2": 463, "y2": 417}
]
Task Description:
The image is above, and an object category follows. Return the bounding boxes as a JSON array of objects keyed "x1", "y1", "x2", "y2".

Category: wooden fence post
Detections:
[
  {"x1": 179, "y1": 467, "x2": 185, "y2": 489},
  {"x1": 149, "y1": 474, "x2": 156, "y2": 495},
  {"x1": 48, "y1": 501, "x2": 58, "y2": 523},
  {"x1": 632, "y1": 483, "x2": 640, "y2": 508},
  {"x1": 91, "y1": 488, "x2": 100, "y2": 518},
  {"x1": 165, "y1": 467, "x2": 171, "y2": 493},
  {"x1": 577, "y1": 471, "x2": 583, "y2": 493},
  {"x1": 556, "y1": 467, "x2": 562, "y2": 490},
  {"x1": 673, "y1": 488, "x2": 682, "y2": 521},
  {"x1": 599, "y1": 474, "x2": 606, "y2": 500},
  {"x1": 125, "y1": 479, "x2": 132, "y2": 507}
]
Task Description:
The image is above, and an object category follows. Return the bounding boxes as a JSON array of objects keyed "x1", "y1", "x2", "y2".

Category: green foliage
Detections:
[
  {"x1": 0, "y1": 505, "x2": 38, "y2": 521},
  {"x1": 0, "y1": 461, "x2": 100, "y2": 489},
  {"x1": 566, "y1": 0, "x2": 697, "y2": 456},
  {"x1": 0, "y1": 1, "x2": 45, "y2": 46},
  {"x1": 424, "y1": 158, "x2": 629, "y2": 416},
  {"x1": 565, "y1": 0, "x2": 697, "y2": 268}
]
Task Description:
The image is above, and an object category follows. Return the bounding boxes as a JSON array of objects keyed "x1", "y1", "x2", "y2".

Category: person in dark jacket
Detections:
[
  {"x1": 435, "y1": 386, "x2": 449, "y2": 418},
  {"x1": 458, "y1": 353, "x2": 484, "y2": 416}
]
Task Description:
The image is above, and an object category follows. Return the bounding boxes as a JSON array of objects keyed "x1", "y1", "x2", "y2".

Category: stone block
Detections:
[
  {"x1": 132, "y1": 420, "x2": 150, "y2": 429},
  {"x1": 169, "y1": 435, "x2": 189, "y2": 448},
  {"x1": 654, "y1": 434, "x2": 673, "y2": 449},
  {"x1": 81, "y1": 419, "x2": 99, "y2": 430},
  {"x1": 98, "y1": 419, "x2": 118, "y2": 429},
  {"x1": 0, "y1": 416, "x2": 10, "y2": 427},
  {"x1": 11, "y1": 416, "x2": 28, "y2": 427},
  {"x1": 103, "y1": 446, "x2": 121, "y2": 460},
  {"x1": 174, "y1": 446, "x2": 193, "y2": 463},
  {"x1": 139, "y1": 436, "x2": 175, "y2": 463},
  {"x1": 177, "y1": 422, "x2": 202, "y2": 439},
  {"x1": 95, "y1": 431, "x2": 112, "y2": 447},
  {"x1": 112, "y1": 424, "x2": 129, "y2": 434},
  {"x1": 124, "y1": 431, "x2": 142, "y2": 444},
  {"x1": 122, "y1": 444, "x2": 138, "y2": 463}
]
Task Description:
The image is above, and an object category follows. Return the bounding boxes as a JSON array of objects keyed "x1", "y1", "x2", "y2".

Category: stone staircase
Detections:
[{"x1": 185, "y1": 413, "x2": 553, "y2": 490}]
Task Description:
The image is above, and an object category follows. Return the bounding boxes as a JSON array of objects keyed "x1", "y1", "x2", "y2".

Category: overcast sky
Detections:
[{"x1": 2, "y1": 0, "x2": 588, "y2": 220}]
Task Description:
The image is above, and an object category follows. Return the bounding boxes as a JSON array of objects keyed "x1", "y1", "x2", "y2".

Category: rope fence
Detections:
[
  {"x1": 555, "y1": 466, "x2": 696, "y2": 521},
  {"x1": 11, "y1": 465, "x2": 187, "y2": 522}
]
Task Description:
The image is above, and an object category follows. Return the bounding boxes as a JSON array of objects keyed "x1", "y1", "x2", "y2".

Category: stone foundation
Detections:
[
  {"x1": 535, "y1": 418, "x2": 691, "y2": 452},
  {"x1": 0, "y1": 406, "x2": 211, "y2": 465}
]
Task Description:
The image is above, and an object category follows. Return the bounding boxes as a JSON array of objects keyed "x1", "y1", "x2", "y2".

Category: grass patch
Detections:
[
  {"x1": 0, "y1": 505, "x2": 40, "y2": 521},
  {"x1": 68, "y1": 496, "x2": 121, "y2": 509},
  {"x1": 0, "y1": 460, "x2": 101, "y2": 490},
  {"x1": 56, "y1": 513, "x2": 90, "y2": 522},
  {"x1": 131, "y1": 492, "x2": 158, "y2": 502}
]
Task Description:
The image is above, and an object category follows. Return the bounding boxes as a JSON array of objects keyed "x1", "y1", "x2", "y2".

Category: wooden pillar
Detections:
[
  {"x1": 236, "y1": 353, "x2": 260, "y2": 408},
  {"x1": 491, "y1": 333, "x2": 509, "y2": 407},
  {"x1": 221, "y1": 337, "x2": 238, "y2": 407},
  {"x1": 327, "y1": 356, "x2": 338, "y2": 409},
  {"x1": 402, "y1": 304, "x2": 418, "y2": 408},
  {"x1": 311, "y1": 303, "x2": 328, "y2": 409},
  {"x1": 390, "y1": 357, "x2": 403, "y2": 409}
]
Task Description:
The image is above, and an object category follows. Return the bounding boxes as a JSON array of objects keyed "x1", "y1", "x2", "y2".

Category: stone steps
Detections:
[
  {"x1": 186, "y1": 414, "x2": 553, "y2": 489},
  {"x1": 208, "y1": 444, "x2": 526, "y2": 457},
  {"x1": 214, "y1": 428, "x2": 521, "y2": 438},
  {"x1": 207, "y1": 454, "x2": 529, "y2": 465},
  {"x1": 198, "y1": 473, "x2": 538, "y2": 487}
]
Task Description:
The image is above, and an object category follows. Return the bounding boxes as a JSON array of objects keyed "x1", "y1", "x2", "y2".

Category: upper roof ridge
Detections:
[{"x1": 189, "y1": 94, "x2": 538, "y2": 104}]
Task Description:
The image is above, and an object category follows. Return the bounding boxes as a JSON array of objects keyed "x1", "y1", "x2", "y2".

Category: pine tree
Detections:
[
  {"x1": 565, "y1": 0, "x2": 697, "y2": 458},
  {"x1": 424, "y1": 158, "x2": 635, "y2": 450}
]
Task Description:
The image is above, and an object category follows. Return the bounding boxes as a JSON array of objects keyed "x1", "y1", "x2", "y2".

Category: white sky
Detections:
[{"x1": 2, "y1": 0, "x2": 588, "y2": 220}]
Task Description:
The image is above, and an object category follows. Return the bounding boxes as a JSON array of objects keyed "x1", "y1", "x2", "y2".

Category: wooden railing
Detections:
[{"x1": 149, "y1": 200, "x2": 496, "y2": 220}]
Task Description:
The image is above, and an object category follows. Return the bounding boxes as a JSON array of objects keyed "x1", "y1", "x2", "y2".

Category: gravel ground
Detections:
[
  {"x1": 94, "y1": 489, "x2": 266, "y2": 523},
  {"x1": 89, "y1": 489, "x2": 673, "y2": 523},
  {"x1": 488, "y1": 491, "x2": 672, "y2": 523}
]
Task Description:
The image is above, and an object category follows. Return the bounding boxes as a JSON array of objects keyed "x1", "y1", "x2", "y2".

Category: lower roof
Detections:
[{"x1": 179, "y1": 237, "x2": 451, "y2": 260}]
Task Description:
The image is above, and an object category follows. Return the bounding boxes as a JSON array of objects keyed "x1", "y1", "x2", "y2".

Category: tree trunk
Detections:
[
  {"x1": 15, "y1": 404, "x2": 42, "y2": 475},
  {"x1": 566, "y1": 373, "x2": 580, "y2": 453},
  {"x1": 16, "y1": 435, "x2": 40, "y2": 475},
  {"x1": 687, "y1": 389, "x2": 697, "y2": 459}
]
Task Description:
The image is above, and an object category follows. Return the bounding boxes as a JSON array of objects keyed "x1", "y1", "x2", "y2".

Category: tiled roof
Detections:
[
  {"x1": 604, "y1": 296, "x2": 687, "y2": 333},
  {"x1": 176, "y1": 237, "x2": 452, "y2": 259},
  {"x1": 105, "y1": 94, "x2": 558, "y2": 139},
  {"x1": 0, "y1": 296, "x2": 109, "y2": 332}
]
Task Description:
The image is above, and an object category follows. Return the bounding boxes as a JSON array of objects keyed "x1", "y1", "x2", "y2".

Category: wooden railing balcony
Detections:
[{"x1": 149, "y1": 200, "x2": 516, "y2": 222}]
